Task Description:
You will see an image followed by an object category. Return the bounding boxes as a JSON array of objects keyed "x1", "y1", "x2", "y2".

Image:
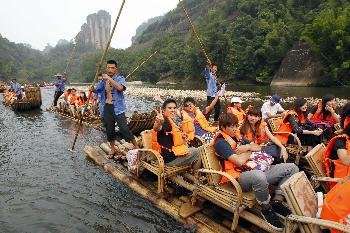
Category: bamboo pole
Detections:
[
  {"x1": 125, "y1": 50, "x2": 158, "y2": 79},
  {"x1": 69, "y1": 0, "x2": 126, "y2": 151},
  {"x1": 178, "y1": 0, "x2": 210, "y2": 63}
]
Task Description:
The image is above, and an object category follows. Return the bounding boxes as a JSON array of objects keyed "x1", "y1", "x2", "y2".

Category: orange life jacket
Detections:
[
  {"x1": 321, "y1": 175, "x2": 350, "y2": 233},
  {"x1": 64, "y1": 91, "x2": 69, "y2": 99},
  {"x1": 182, "y1": 108, "x2": 217, "y2": 141},
  {"x1": 68, "y1": 94, "x2": 77, "y2": 105},
  {"x1": 311, "y1": 102, "x2": 337, "y2": 124},
  {"x1": 274, "y1": 110, "x2": 306, "y2": 145},
  {"x1": 213, "y1": 130, "x2": 243, "y2": 183},
  {"x1": 77, "y1": 97, "x2": 87, "y2": 107},
  {"x1": 227, "y1": 107, "x2": 246, "y2": 122},
  {"x1": 3, "y1": 90, "x2": 9, "y2": 97},
  {"x1": 242, "y1": 121, "x2": 268, "y2": 144},
  {"x1": 152, "y1": 116, "x2": 189, "y2": 156},
  {"x1": 324, "y1": 134, "x2": 350, "y2": 189},
  {"x1": 344, "y1": 117, "x2": 350, "y2": 129}
]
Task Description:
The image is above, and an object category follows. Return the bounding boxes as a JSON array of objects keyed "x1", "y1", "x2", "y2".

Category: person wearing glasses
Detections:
[{"x1": 261, "y1": 95, "x2": 286, "y2": 122}]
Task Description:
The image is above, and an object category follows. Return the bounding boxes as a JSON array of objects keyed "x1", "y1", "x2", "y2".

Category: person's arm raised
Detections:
[{"x1": 103, "y1": 74, "x2": 124, "y2": 92}]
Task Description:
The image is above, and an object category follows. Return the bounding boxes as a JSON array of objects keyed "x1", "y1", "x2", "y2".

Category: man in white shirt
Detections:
[{"x1": 261, "y1": 95, "x2": 285, "y2": 121}]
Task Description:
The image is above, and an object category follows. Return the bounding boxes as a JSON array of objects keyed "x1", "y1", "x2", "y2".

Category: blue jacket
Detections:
[
  {"x1": 10, "y1": 82, "x2": 22, "y2": 96},
  {"x1": 54, "y1": 79, "x2": 66, "y2": 92},
  {"x1": 204, "y1": 65, "x2": 217, "y2": 97},
  {"x1": 95, "y1": 74, "x2": 126, "y2": 115}
]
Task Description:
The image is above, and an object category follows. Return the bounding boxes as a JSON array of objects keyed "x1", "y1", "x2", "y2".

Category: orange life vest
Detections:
[
  {"x1": 68, "y1": 94, "x2": 77, "y2": 105},
  {"x1": 77, "y1": 98, "x2": 87, "y2": 107},
  {"x1": 152, "y1": 116, "x2": 189, "y2": 156},
  {"x1": 274, "y1": 110, "x2": 306, "y2": 145},
  {"x1": 321, "y1": 175, "x2": 350, "y2": 233},
  {"x1": 344, "y1": 117, "x2": 350, "y2": 129},
  {"x1": 213, "y1": 130, "x2": 243, "y2": 183},
  {"x1": 311, "y1": 102, "x2": 337, "y2": 124},
  {"x1": 3, "y1": 90, "x2": 9, "y2": 97},
  {"x1": 64, "y1": 91, "x2": 69, "y2": 99},
  {"x1": 182, "y1": 108, "x2": 217, "y2": 141},
  {"x1": 324, "y1": 134, "x2": 350, "y2": 189},
  {"x1": 242, "y1": 122, "x2": 268, "y2": 144},
  {"x1": 227, "y1": 107, "x2": 246, "y2": 122}
]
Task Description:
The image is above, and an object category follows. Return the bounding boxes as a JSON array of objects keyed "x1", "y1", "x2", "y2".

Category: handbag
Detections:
[{"x1": 243, "y1": 151, "x2": 274, "y2": 172}]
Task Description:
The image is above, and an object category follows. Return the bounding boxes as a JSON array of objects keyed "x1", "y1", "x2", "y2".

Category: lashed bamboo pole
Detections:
[
  {"x1": 70, "y1": 0, "x2": 126, "y2": 151},
  {"x1": 179, "y1": 0, "x2": 210, "y2": 63},
  {"x1": 126, "y1": 51, "x2": 158, "y2": 79}
]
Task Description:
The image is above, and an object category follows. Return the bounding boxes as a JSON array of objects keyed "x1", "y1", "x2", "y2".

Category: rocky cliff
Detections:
[
  {"x1": 76, "y1": 10, "x2": 111, "y2": 49},
  {"x1": 271, "y1": 42, "x2": 322, "y2": 86}
]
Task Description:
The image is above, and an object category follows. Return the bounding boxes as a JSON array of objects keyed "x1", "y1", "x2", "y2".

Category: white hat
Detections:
[
  {"x1": 54, "y1": 73, "x2": 63, "y2": 77},
  {"x1": 230, "y1": 96, "x2": 243, "y2": 103}
]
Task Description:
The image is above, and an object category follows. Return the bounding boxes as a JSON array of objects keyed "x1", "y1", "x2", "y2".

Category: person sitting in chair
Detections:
[
  {"x1": 152, "y1": 99, "x2": 201, "y2": 169},
  {"x1": 214, "y1": 113, "x2": 298, "y2": 231}
]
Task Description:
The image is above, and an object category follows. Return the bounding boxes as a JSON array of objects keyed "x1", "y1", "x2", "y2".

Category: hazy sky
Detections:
[{"x1": 0, "y1": 0, "x2": 178, "y2": 50}]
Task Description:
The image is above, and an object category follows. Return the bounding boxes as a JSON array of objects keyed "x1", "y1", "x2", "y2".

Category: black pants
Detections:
[
  {"x1": 53, "y1": 91, "x2": 63, "y2": 106},
  {"x1": 103, "y1": 104, "x2": 134, "y2": 142},
  {"x1": 206, "y1": 96, "x2": 221, "y2": 121}
]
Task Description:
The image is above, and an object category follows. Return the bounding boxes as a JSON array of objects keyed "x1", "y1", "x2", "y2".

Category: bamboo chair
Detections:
[
  {"x1": 305, "y1": 144, "x2": 343, "y2": 192},
  {"x1": 191, "y1": 143, "x2": 281, "y2": 233},
  {"x1": 281, "y1": 171, "x2": 350, "y2": 233},
  {"x1": 135, "y1": 130, "x2": 192, "y2": 193},
  {"x1": 268, "y1": 117, "x2": 308, "y2": 165}
]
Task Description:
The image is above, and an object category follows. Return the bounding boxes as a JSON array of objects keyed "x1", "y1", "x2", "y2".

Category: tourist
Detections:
[
  {"x1": 95, "y1": 60, "x2": 139, "y2": 158},
  {"x1": 340, "y1": 102, "x2": 350, "y2": 129},
  {"x1": 240, "y1": 107, "x2": 289, "y2": 163},
  {"x1": 274, "y1": 98, "x2": 323, "y2": 151},
  {"x1": 68, "y1": 88, "x2": 77, "y2": 117},
  {"x1": 181, "y1": 87, "x2": 224, "y2": 143},
  {"x1": 58, "y1": 88, "x2": 72, "y2": 113},
  {"x1": 152, "y1": 99, "x2": 201, "y2": 169},
  {"x1": 214, "y1": 113, "x2": 298, "y2": 231},
  {"x1": 323, "y1": 122, "x2": 350, "y2": 189},
  {"x1": 308, "y1": 94, "x2": 340, "y2": 124},
  {"x1": 321, "y1": 175, "x2": 350, "y2": 233},
  {"x1": 10, "y1": 79, "x2": 23, "y2": 99},
  {"x1": 53, "y1": 73, "x2": 67, "y2": 106},
  {"x1": 261, "y1": 95, "x2": 285, "y2": 121},
  {"x1": 227, "y1": 96, "x2": 251, "y2": 124},
  {"x1": 204, "y1": 61, "x2": 220, "y2": 121},
  {"x1": 76, "y1": 91, "x2": 89, "y2": 116}
]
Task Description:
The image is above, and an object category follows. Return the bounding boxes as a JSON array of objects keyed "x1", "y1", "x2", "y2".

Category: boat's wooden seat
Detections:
[
  {"x1": 191, "y1": 143, "x2": 281, "y2": 232},
  {"x1": 268, "y1": 116, "x2": 308, "y2": 164},
  {"x1": 305, "y1": 144, "x2": 343, "y2": 192},
  {"x1": 281, "y1": 171, "x2": 350, "y2": 233},
  {"x1": 136, "y1": 130, "x2": 191, "y2": 193}
]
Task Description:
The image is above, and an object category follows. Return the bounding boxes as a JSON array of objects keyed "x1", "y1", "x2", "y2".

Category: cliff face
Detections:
[
  {"x1": 271, "y1": 42, "x2": 322, "y2": 87},
  {"x1": 76, "y1": 10, "x2": 111, "y2": 49}
]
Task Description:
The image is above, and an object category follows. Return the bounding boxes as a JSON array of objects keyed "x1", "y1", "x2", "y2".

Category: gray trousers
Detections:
[{"x1": 237, "y1": 163, "x2": 299, "y2": 204}]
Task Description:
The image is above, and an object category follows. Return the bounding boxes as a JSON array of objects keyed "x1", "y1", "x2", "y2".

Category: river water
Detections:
[
  {"x1": 0, "y1": 84, "x2": 348, "y2": 233},
  {"x1": 0, "y1": 87, "x2": 187, "y2": 233}
]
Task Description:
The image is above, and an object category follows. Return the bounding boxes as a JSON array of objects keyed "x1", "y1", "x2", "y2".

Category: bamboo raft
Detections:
[
  {"x1": 47, "y1": 107, "x2": 157, "y2": 135},
  {"x1": 84, "y1": 143, "x2": 260, "y2": 233},
  {"x1": 3, "y1": 87, "x2": 42, "y2": 111}
]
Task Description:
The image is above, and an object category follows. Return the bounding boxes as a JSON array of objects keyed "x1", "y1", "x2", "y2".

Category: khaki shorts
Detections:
[{"x1": 166, "y1": 147, "x2": 200, "y2": 167}]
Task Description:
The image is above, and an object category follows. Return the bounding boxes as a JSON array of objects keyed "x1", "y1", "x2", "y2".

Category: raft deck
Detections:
[{"x1": 84, "y1": 143, "x2": 276, "y2": 233}]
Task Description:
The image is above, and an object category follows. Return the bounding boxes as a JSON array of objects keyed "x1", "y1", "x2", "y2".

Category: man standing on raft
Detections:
[
  {"x1": 204, "y1": 61, "x2": 221, "y2": 122},
  {"x1": 53, "y1": 72, "x2": 67, "y2": 107},
  {"x1": 95, "y1": 60, "x2": 139, "y2": 158}
]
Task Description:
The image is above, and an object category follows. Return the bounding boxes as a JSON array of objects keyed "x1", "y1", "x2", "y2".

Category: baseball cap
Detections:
[
  {"x1": 230, "y1": 97, "x2": 243, "y2": 103},
  {"x1": 271, "y1": 95, "x2": 281, "y2": 103}
]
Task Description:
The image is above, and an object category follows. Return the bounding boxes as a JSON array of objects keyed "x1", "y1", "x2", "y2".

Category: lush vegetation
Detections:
[{"x1": 1, "y1": 0, "x2": 349, "y2": 86}]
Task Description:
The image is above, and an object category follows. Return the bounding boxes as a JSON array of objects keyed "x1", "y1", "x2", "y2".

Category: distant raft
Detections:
[
  {"x1": 3, "y1": 87, "x2": 42, "y2": 111},
  {"x1": 47, "y1": 107, "x2": 157, "y2": 135}
]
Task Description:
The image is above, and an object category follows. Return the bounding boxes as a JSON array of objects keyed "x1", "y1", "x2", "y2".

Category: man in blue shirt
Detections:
[
  {"x1": 10, "y1": 79, "x2": 23, "y2": 99},
  {"x1": 95, "y1": 60, "x2": 139, "y2": 158},
  {"x1": 94, "y1": 74, "x2": 105, "y2": 117},
  {"x1": 53, "y1": 73, "x2": 66, "y2": 106},
  {"x1": 204, "y1": 61, "x2": 220, "y2": 121}
]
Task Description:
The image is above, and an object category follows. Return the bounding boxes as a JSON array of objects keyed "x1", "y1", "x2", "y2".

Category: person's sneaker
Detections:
[
  {"x1": 261, "y1": 208, "x2": 283, "y2": 231},
  {"x1": 270, "y1": 200, "x2": 292, "y2": 218}
]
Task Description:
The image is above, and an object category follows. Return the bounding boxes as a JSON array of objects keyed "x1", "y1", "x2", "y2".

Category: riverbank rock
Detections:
[{"x1": 271, "y1": 42, "x2": 322, "y2": 87}]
